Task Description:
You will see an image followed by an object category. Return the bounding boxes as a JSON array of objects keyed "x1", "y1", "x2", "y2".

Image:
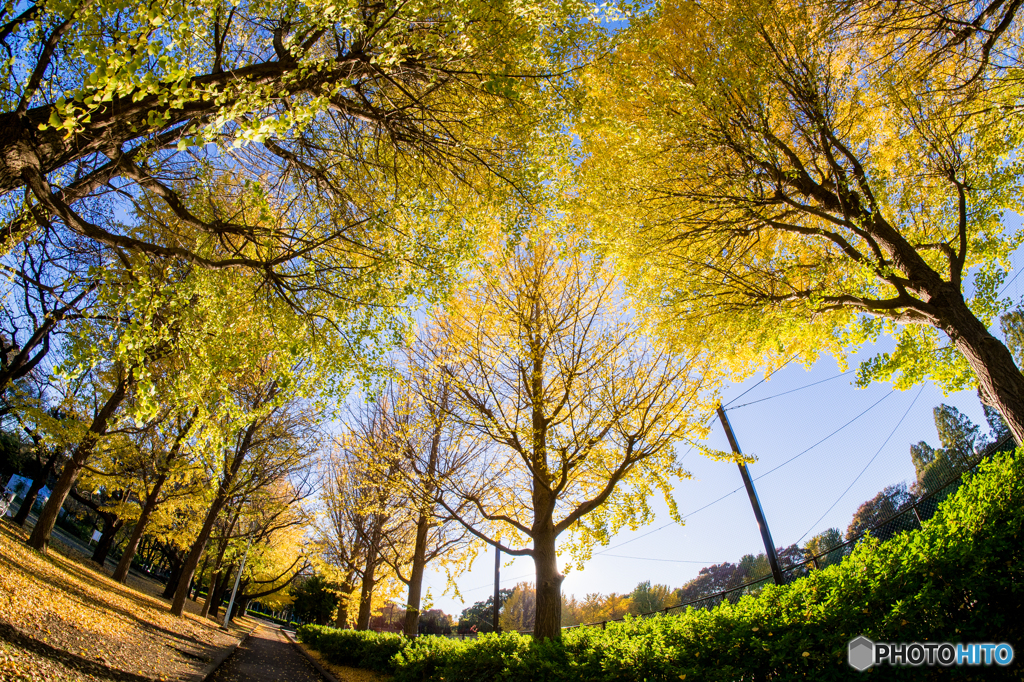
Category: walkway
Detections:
[{"x1": 208, "y1": 624, "x2": 326, "y2": 682}]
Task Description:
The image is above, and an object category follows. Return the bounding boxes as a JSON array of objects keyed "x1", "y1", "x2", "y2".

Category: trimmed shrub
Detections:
[
  {"x1": 296, "y1": 626, "x2": 407, "y2": 673},
  {"x1": 300, "y1": 450, "x2": 1024, "y2": 680}
]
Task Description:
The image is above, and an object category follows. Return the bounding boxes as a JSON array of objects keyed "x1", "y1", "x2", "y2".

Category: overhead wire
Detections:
[
  {"x1": 721, "y1": 353, "x2": 801, "y2": 408},
  {"x1": 595, "y1": 382, "x2": 893, "y2": 555},
  {"x1": 598, "y1": 554, "x2": 726, "y2": 564},
  {"x1": 752, "y1": 389, "x2": 895, "y2": 482},
  {"x1": 726, "y1": 370, "x2": 854, "y2": 411},
  {"x1": 795, "y1": 385, "x2": 924, "y2": 545}
]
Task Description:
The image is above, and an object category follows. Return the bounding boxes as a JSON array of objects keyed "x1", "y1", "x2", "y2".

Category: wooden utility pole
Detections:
[
  {"x1": 717, "y1": 405, "x2": 785, "y2": 586},
  {"x1": 492, "y1": 546, "x2": 501, "y2": 633}
]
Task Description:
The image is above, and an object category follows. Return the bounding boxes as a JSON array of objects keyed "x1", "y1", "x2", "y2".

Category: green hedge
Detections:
[{"x1": 299, "y1": 450, "x2": 1024, "y2": 680}]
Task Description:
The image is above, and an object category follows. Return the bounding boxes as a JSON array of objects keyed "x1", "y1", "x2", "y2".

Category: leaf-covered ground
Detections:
[{"x1": 0, "y1": 522, "x2": 245, "y2": 681}]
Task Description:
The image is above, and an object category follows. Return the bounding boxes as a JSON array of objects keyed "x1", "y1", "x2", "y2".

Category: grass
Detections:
[{"x1": 0, "y1": 520, "x2": 248, "y2": 681}]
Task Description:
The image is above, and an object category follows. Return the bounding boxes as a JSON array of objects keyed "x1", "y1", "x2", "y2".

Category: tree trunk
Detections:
[
  {"x1": 200, "y1": 568, "x2": 221, "y2": 618},
  {"x1": 402, "y1": 513, "x2": 431, "y2": 638},
  {"x1": 335, "y1": 579, "x2": 354, "y2": 628},
  {"x1": 11, "y1": 463, "x2": 51, "y2": 526},
  {"x1": 202, "y1": 509, "x2": 240, "y2": 617},
  {"x1": 112, "y1": 480, "x2": 166, "y2": 582},
  {"x1": 91, "y1": 515, "x2": 124, "y2": 566},
  {"x1": 27, "y1": 373, "x2": 130, "y2": 552},
  {"x1": 935, "y1": 291, "x2": 1024, "y2": 444},
  {"x1": 169, "y1": 419, "x2": 256, "y2": 616},
  {"x1": 356, "y1": 544, "x2": 379, "y2": 631},
  {"x1": 163, "y1": 553, "x2": 184, "y2": 598},
  {"x1": 194, "y1": 551, "x2": 213, "y2": 601},
  {"x1": 532, "y1": 529, "x2": 563, "y2": 641},
  {"x1": 209, "y1": 566, "x2": 235, "y2": 619},
  {"x1": 231, "y1": 594, "x2": 251, "y2": 622},
  {"x1": 112, "y1": 409, "x2": 194, "y2": 583},
  {"x1": 170, "y1": 492, "x2": 232, "y2": 616}
]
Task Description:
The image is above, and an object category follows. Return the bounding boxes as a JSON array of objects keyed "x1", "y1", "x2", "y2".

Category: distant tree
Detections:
[
  {"x1": 846, "y1": 483, "x2": 915, "y2": 541},
  {"x1": 804, "y1": 528, "x2": 845, "y2": 569},
  {"x1": 560, "y1": 595, "x2": 583, "y2": 627},
  {"x1": 430, "y1": 230, "x2": 712, "y2": 640},
  {"x1": 933, "y1": 405, "x2": 980, "y2": 466},
  {"x1": 912, "y1": 404, "x2": 986, "y2": 497},
  {"x1": 418, "y1": 609, "x2": 454, "y2": 636},
  {"x1": 456, "y1": 588, "x2": 513, "y2": 634},
  {"x1": 983, "y1": 403, "x2": 1012, "y2": 448},
  {"x1": 498, "y1": 582, "x2": 537, "y2": 632},
  {"x1": 675, "y1": 563, "x2": 745, "y2": 604},
  {"x1": 291, "y1": 574, "x2": 337, "y2": 626},
  {"x1": 629, "y1": 581, "x2": 672, "y2": 615}
]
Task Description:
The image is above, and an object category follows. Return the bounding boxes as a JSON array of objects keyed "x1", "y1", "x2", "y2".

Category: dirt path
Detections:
[{"x1": 209, "y1": 625, "x2": 326, "y2": 682}]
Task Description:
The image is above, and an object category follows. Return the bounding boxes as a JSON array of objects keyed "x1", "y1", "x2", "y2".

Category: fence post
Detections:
[
  {"x1": 717, "y1": 405, "x2": 785, "y2": 586},
  {"x1": 812, "y1": 555, "x2": 819, "y2": 570},
  {"x1": 493, "y1": 545, "x2": 501, "y2": 634}
]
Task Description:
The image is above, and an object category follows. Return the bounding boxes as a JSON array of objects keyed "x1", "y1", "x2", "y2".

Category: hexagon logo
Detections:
[{"x1": 848, "y1": 636, "x2": 875, "y2": 671}]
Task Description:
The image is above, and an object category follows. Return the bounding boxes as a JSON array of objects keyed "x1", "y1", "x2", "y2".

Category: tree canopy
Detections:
[{"x1": 579, "y1": 0, "x2": 1024, "y2": 440}]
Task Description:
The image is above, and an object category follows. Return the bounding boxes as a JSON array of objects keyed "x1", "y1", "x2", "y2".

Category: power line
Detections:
[
  {"x1": 593, "y1": 522, "x2": 678, "y2": 555},
  {"x1": 721, "y1": 354, "x2": 800, "y2": 408},
  {"x1": 722, "y1": 377, "x2": 766, "y2": 409},
  {"x1": 596, "y1": 389, "x2": 893, "y2": 554},
  {"x1": 459, "y1": 571, "x2": 535, "y2": 595},
  {"x1": 598, "y1": 554, "x2": 725, "y2": 564},
  {"x1": 795, "y1": 385, "x2": 924, "y2": 545},
  {"x1": 727, "y1": 370, "x2": 855, "y2": 411},
  {"x1": 999, "y1": 264, "x2": 1024, "y2": 296},
  {"x1": 681, "y1": 485, "x2": 745, "y2": 520},
  {"x1": 752, "y1": 390, "x2": 895, "y2": 482}
]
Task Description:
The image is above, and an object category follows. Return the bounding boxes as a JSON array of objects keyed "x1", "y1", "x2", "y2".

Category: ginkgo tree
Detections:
[
  {"x1": 0, "y1": 0, "x2": 590, "y2": 299},
  {"x1": 347, "y1": 371, "x2": 477, "y2": 637},
  {"x1": 580, "y1": 0, "x2": 1024, "y2": 440},
  {"x1": 423, "y1": 228, "x2": 717, "y2": 640}
]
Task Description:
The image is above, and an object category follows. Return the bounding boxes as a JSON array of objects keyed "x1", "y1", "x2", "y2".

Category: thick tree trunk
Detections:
[
  {"x1": 935, "y1": 292, "x2": 1024, "y2": 444},
  {"x1": 193, "y1": 552, "x2": 211, "y2": 602},
  {"x1": 170, "y1": 492, "x2": 232, "y2": 616},
  {"x1": 27, "y1": 374, "x2": 129, "y2": 552},
  {"x1": 230, "y1": 594, "x2": 251, "y2": 622},
  {"x1": 112, "y1": 479, "x2": 166, "y2": 582},
  {"x1": 163, "y1": 553, "x2": 184, "y2": 598},
  {"x1": 335, "y1": 578, "x2": 354, "y2": 628},
  {"x1": 200, "y1": 569, "x2": 221, "y2": 618},
  {"x1": 532, "y1": 530, "x2": 563, "y2": 641},
  {"x1": 209, "y1": 566, "x2": 235, "y2": 619},
  {"x1": 402, "y1": 513, "x2": 431, "y2": 638},
  {"x1": 356, "y1": 545, "x2": 379, "y2": 631},
  {"x1": 202, "y1": 509, "x2": 240, "y2": 617}
]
